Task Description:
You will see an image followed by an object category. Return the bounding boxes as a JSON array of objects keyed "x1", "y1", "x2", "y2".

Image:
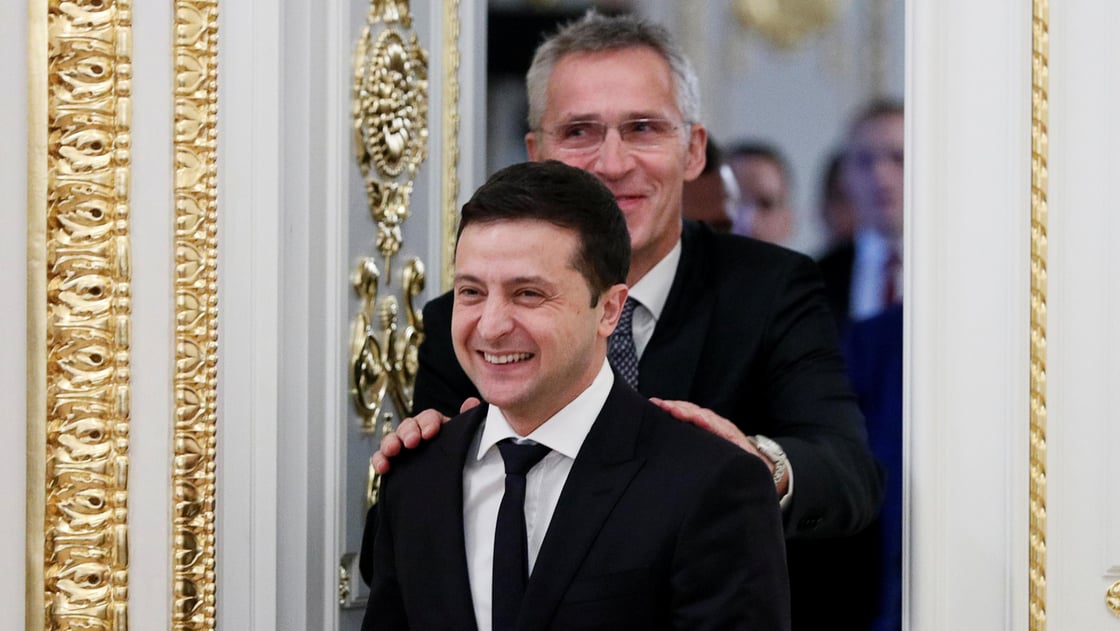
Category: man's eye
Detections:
[{"x1": 560, "y1": 123, "x2": 595, "y2": 139}]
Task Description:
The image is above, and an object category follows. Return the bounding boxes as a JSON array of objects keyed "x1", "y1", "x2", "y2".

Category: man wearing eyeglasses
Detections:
[{"x1": 367, "y1": 12, "x2": 882, "y2": 628}]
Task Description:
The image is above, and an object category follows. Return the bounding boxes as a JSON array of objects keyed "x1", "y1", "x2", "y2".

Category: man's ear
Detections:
[
  {"x1": 525, "y1": 131, "x2": 541, "y2": 161},
  {"x1": 683, "y1": 124, "x2": 708, "y2": 182},
  {"x1": 599, "y1": 284, "x2": 629, "y2": 337}
]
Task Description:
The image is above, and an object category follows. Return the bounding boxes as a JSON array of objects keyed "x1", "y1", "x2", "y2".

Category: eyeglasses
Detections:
[{"x1": 539, "y1": 118, "x2": 686, "y2": 154}]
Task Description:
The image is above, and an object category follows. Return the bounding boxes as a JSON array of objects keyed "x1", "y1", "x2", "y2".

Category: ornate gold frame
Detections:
[
  {"x1": 172, "y1": 1, "x2": 220, "y2": 629},
  {"x1": 1029, "y1": 1, "x2": 1049, "y2": 629},
  {"x1": 31, "y1": 2, "x2": 135, "y2": 629}
]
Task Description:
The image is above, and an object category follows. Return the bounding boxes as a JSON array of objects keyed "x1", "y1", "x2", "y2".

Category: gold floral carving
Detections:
[
  {"x1": 42, "y1": 0, "x2": 133, "y2": 628},
  {"x1": 1029, "y1": 1, "x2": 1049, "y2": 630},
  {"x1": 441, "y1": 0, "x2": 461, "y2": 291},
  {"x1": 350, "y1": 256, "x2": 425, "y2": 437},
  {"x1": 173, "y1": 1, "x2": 220, "y2": 629},
  {"x1": 352, "y1": 0, "x2": 429, "y2": 277},
  {"x1": 350, "y1": 0, "x2": 430, "y2": 508},
  {"x1": 1107, "y1": 580, "x2": 1120, "y2": 618},
  {"x1": 732, "y1": 0, "x2": 840, "y2": 49}
]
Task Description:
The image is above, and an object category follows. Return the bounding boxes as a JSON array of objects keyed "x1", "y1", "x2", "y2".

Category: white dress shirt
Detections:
[
  {"x1": 850, "y1": 228, "x2": 904, "y2": 321},
  {"x1": 627, "y1": 240, "x2": 680, "y2": 356},
  {"x1": 462, "y1": 360, "x2": 614, "y2": 631}
]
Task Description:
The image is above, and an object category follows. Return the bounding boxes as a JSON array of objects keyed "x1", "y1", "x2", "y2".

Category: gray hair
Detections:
[{"x1": 525, "y1": 11, "x2": 702, "y2": 130}]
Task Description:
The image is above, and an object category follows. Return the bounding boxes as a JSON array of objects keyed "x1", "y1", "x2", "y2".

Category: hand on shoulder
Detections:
[{"x1": 370, "y1": 397, "x2": 480, "y2": 474}]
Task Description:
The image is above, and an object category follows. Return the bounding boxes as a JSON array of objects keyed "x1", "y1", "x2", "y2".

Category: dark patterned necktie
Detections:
[
  {"x1": 608, "y1": 297, "x2": 640, "y2": 388},
  {"x1": 493, "y1": 439, "x2": 552, "y2": 631}
]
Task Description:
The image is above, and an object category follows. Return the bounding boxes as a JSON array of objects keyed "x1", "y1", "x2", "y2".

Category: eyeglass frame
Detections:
[{"x1": 533, "y1": 117, "x2": 694, "y2": 155}]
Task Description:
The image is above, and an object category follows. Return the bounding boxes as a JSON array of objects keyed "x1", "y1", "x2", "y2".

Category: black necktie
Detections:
[
  {"x1": 493, "y1": 439, "x2": 552, "y2": 631},
  {"x1": 607, "y1": 297, "x2": 640, "y2": 388}
]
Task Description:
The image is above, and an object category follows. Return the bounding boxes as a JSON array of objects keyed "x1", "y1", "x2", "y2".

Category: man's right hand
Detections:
[{"x1": 370, "y1": 398, "x2": 481, "y2": 474}]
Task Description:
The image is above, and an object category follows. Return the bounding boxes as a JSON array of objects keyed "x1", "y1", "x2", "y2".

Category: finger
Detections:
[
  {"x1": 379, "y1": 431, "x2": 404, "y2": 457},
  {"x1": 460, "y1": 397, "x2": 482, "y2": 414},
  {"x1": 414, "y1": 409, "x2": 448, "y2": 439},
  {"x1": 397, "y1": 418, "x2": 423, "y2": 448},
  {"x1": 371, "y1": 452, "x2": 391, "y2": 475}
]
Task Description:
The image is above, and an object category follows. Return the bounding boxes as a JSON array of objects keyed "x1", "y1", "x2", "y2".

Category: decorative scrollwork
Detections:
[
  {"x1": 350, "y1": 256, "x2": 425, "y2": 438},
  {"x1": 732, "y1": 0, "x2": 841, "y2": 49},
  {"x1": 173, "y1": 1, "x2": 220, "y2": 629},
  {"x1": 1107, "y1": 580, "x2": 1120, "y2": 618},
  {"x1": 350, "y1": 0, "x2": 429, "y2": 513},
  {"x1": 43, "y1": 0, "x2": 133, "y2": 628},
  {"x1": 353, "y1": 4, "x2": 429, "y2": 275}
]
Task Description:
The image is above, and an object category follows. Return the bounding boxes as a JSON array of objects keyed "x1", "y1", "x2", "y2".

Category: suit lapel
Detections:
[
  {"x1": 427, "y1": 406, "x2": 487, "y2": 628},
  {"x1": 516, "y1": 383, "x2": 647, "y2": 630},
  {"x1": 640, "y1": 221, "x2": 715, "y2": 400}
]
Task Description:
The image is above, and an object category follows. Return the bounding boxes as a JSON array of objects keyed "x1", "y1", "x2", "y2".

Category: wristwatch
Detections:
[{"x1": 750, "y1": 434, "x2": 788, "y2": 488}]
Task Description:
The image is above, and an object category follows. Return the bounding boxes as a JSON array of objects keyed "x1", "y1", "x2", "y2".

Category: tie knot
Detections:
[{"x1": 497, "y1": 439, "x2": 551, "y2": 476}]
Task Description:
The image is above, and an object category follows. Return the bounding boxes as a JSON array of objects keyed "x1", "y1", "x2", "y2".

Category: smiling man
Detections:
[{"x1": 363, "y1": 160, "x2": 789, "y2": 630}]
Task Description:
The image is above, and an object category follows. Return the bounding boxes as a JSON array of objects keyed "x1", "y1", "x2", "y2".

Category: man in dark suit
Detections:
[
  {"x1": 817, "y1": 100, "x2": 905, "y2": 330},
  {"x1": 364, "y1": 160, "x2": 790, "y2": 630},
  {"x1": 369, "y1": 13, "x2": 881, "y2": 627}
]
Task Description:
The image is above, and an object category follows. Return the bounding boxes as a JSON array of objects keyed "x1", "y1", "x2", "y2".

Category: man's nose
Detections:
[
  {"x1": 476, "y1": 298, "x2": 514, "y2": 340},
  {"x1": 592, "y1": 128, "x2": 632, "y2": 178}
]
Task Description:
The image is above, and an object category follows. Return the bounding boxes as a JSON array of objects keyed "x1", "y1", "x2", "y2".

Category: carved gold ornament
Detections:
[
  {"x1": 173, "y1": 1, "x2": 220, "y2": 629},
  {"x1": 353, "y1": 1, "x2": 429, "y2": 274},
  {"x1": 40, "y1": 0, "x2": 134, "y2": 628},
  {"x1": 441, "y1": 0, "x2": 462, "y2": 290},
  {"x1": 732, "y1": 0, "x2": 841, "y2": 48},
  {"x1": 350, "y1": 256, "x2": 425, "y2": 437},
  {"x1": 1029, "y1": 1, "x2": 1049, "y2": 630},
  {"x1": 350, "y1": 0, "x2": 430, "y2": 511},
  {"x1": 1107, "y1": 580, "x2": 1120, "y2": 618}
]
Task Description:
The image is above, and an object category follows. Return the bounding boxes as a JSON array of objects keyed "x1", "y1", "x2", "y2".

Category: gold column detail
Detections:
[
  {"x1": 173, "y1": 1, "x2": 220, "y2": 629},
  {"x1": 350, "y1": 0, "x2": 430, "y2": 506},
  {"x1": 41, "y1": 1, "x2": 133, "y2": 628},
  {"x1": 1029, "y1": 1, "x2": 1049, "y2": 630},
  {"x1": 1107, "y1": 580, "x2": 1120, "y2": 618},
  {"x1": 441, "y1": 0, "x2": 461, "y2": 291}
]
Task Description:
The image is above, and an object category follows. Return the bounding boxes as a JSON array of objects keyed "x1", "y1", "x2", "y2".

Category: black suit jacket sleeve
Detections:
[{"x1": 669, "y1": 443, "x2": 791, "y2": 630}]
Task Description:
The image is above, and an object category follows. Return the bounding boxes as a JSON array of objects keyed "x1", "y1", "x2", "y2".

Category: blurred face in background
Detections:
[
  {"x1": 841, "y1": 112, "x2": 904, "y2": 239},
  {"x1": 729, "y1": 154, "x2": 793, "y2": 245}
]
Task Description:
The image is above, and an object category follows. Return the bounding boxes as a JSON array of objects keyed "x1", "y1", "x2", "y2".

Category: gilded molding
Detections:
[
  {"x1": 1108, "y1": 580, "x2": 1120, "y2": 618},
  {"x1": 350, "y1": 0, "x2": 430, "y2": 508},
  {"x1": 172, "y1": 1, "x2": 219, "y2": 629},
  {"x1": 1029, "y1": 1, "x2": 1049, "y2": 629},
  {"x1": 352, "y1": 0, "x2": 429, "y2": 278},
  {"x1": 441, "y1": 0, "x2": 462, "y2": 291},
  {"x1": 41, "y1": 1, "x2": 133, "y2": 628}
]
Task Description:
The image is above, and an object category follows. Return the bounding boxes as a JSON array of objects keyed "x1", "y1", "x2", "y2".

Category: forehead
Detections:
[
  {"x1": 455, "y1": 220, "x2": 579, "y2": 271},
  {"x1": 544, "y1": 46, "x2": 680, "y2": 121}
]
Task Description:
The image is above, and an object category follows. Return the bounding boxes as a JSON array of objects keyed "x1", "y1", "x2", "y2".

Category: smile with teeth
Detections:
[{"x1": 483, "y1": 351, "x2": 534, "y2": 365}]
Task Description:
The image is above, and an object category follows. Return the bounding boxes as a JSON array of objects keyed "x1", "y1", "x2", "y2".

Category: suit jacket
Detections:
[
  {"x1": 816, "y1": 239, "x2": 855, "y2": 334},
  {"x1": 842, "y1": 305, "x2": 904, "y2": 631},
  {"x1": 363, "y1": 380, "x2": 791, "y2": 630},
  {"x1": 412, "y1": 221, "x2": 881, "y2": 539}
]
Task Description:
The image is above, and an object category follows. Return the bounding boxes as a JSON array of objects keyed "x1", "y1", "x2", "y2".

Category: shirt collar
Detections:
[
  {"x1": 475, "y1": 359, "x2": 615, "y2": 461},
  {"x1": 628, "y1": 239, "x2": 681, "y2": 322}
]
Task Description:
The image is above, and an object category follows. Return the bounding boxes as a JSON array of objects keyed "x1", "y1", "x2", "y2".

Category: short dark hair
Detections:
[
  {"x1": 847, "y1": 97, "x2": 904, "y2": 136},
  {"x1": 727, "y1": 141, "x2": 791, "y2": 181},
  {"x1": 457, "y1": 160, "x2": 630, "y2": 304}
]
